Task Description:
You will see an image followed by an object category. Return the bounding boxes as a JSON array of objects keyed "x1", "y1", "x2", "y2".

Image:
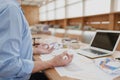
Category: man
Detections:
[{"x1": 0, "y1": 0, "x2": 73, "y2": 80}]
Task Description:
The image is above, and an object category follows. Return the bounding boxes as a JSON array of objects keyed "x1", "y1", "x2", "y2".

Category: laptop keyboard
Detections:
[{"x1": 83, "y1": 49, "x2": 107, "y2": 55}]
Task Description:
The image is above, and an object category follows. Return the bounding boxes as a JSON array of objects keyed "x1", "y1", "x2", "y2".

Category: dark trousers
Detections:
[{"x1": 29, "y1": 72, "x2": 49, "y2": 80}]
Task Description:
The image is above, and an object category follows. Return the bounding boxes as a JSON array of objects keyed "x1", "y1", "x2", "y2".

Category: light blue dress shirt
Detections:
[{"x1": 0, "y1": 0, "x2": 34, "y2": 80}]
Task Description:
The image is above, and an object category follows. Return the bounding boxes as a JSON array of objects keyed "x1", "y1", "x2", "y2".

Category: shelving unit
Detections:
[{"x1": 40, "y1": 12, "x2": 120, "y2": 30}]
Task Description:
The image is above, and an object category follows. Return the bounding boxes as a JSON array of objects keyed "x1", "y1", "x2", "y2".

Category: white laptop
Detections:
[{"x1": 78, "y1": 30, "x2": 120, "y2": 58}]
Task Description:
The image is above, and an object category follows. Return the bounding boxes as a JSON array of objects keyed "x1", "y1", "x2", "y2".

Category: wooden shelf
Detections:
[{"x1": 40, "y1": 12, "x2": 120, "y2": 30}]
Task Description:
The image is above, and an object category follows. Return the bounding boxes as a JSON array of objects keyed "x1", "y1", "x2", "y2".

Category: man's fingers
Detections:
[{"x1": 61, "y1": 52, "x2": 73, "y2": 61}]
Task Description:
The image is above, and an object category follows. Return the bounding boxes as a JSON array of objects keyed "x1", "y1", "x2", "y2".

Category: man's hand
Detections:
[
  {"x1": 49, "y1": 52, "x2": 73, "y2": 67},
  {"x1": 32, "y1": 51, "x2": 73, "y2": 73},
  {"x1": 34, "y1": 43, "x2": 54, "y2": 54}
]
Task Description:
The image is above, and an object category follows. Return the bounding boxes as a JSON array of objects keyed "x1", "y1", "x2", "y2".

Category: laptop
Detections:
[{"x1": 78, "y1": 30, "x2": 120, "y2": 58}]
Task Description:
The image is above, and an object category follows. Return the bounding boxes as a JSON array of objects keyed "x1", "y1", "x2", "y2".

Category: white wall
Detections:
[
  {"x1": 116, "y1": 0, "x2": 120, "y2": 11},
  {"x1": 56, "y1": 8, "x2": 65, "y2": 19},
  {"x1": 39, "y1": 0, "x2": 119, "y2": 21},
  {"x1": 67, "y1": 2, "x2": 83, "y2": 18},
  {"x1": 84, "y1": 0, "x2": 111, "y2": 16}
]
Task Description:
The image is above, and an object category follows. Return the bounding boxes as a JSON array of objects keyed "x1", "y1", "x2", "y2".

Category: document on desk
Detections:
[
  {"x1": 55, "y1": 54, "x2": 118, "y2": 80},
  {"x1": 40, "y1": 49, "x2": 118, "y2": 80}
]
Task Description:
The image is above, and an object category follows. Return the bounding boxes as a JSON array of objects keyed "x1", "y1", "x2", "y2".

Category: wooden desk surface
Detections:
[{"x1": 33, "y1": 34, "x2": 120, "y2": 80}]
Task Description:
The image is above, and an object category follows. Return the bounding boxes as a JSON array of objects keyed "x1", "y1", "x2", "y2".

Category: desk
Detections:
[
  {"x1": 33, "y1": 34, "x2": 120, "y2": 80},
  {"x1": 34, "y1": 55, "x2": 77, "y2": 80}
]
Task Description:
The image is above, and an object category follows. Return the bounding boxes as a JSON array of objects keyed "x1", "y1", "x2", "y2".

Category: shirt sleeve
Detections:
[{"x1": 0, "y1": 3, "x2": 34, "y2": 78}]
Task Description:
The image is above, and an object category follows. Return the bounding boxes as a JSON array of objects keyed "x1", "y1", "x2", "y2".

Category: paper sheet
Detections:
[
  {"x1": 55, "y1": 54, "x2": 118, "y2": 80},
  {"x1": 39, "y1": 49, "x2": 119, "y2": 80}
]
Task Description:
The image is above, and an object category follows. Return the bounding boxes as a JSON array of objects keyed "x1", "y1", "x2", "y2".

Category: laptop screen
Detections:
[{"x1": 91, "y1": 32, "x2": 120, "y2": 51}]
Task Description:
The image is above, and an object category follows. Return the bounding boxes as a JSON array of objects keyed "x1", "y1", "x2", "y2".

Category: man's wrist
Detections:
[
  {"x1": 33, "y1": 47, "x2": 37, "y2": 54},
  {"x1": 46, "y1": 60, "x2": 54, "y2": 68},
  {"x1": 34, "y1": 48, "x2": 40, "y2": 54}
]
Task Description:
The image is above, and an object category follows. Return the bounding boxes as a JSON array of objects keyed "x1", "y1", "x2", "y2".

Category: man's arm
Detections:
[
  {"x1": 32, "y1": 52, "x2": 73, "y2": 73},
  {"x1": 0, "y1": 4, "x2": 34, "y2": 78}
]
